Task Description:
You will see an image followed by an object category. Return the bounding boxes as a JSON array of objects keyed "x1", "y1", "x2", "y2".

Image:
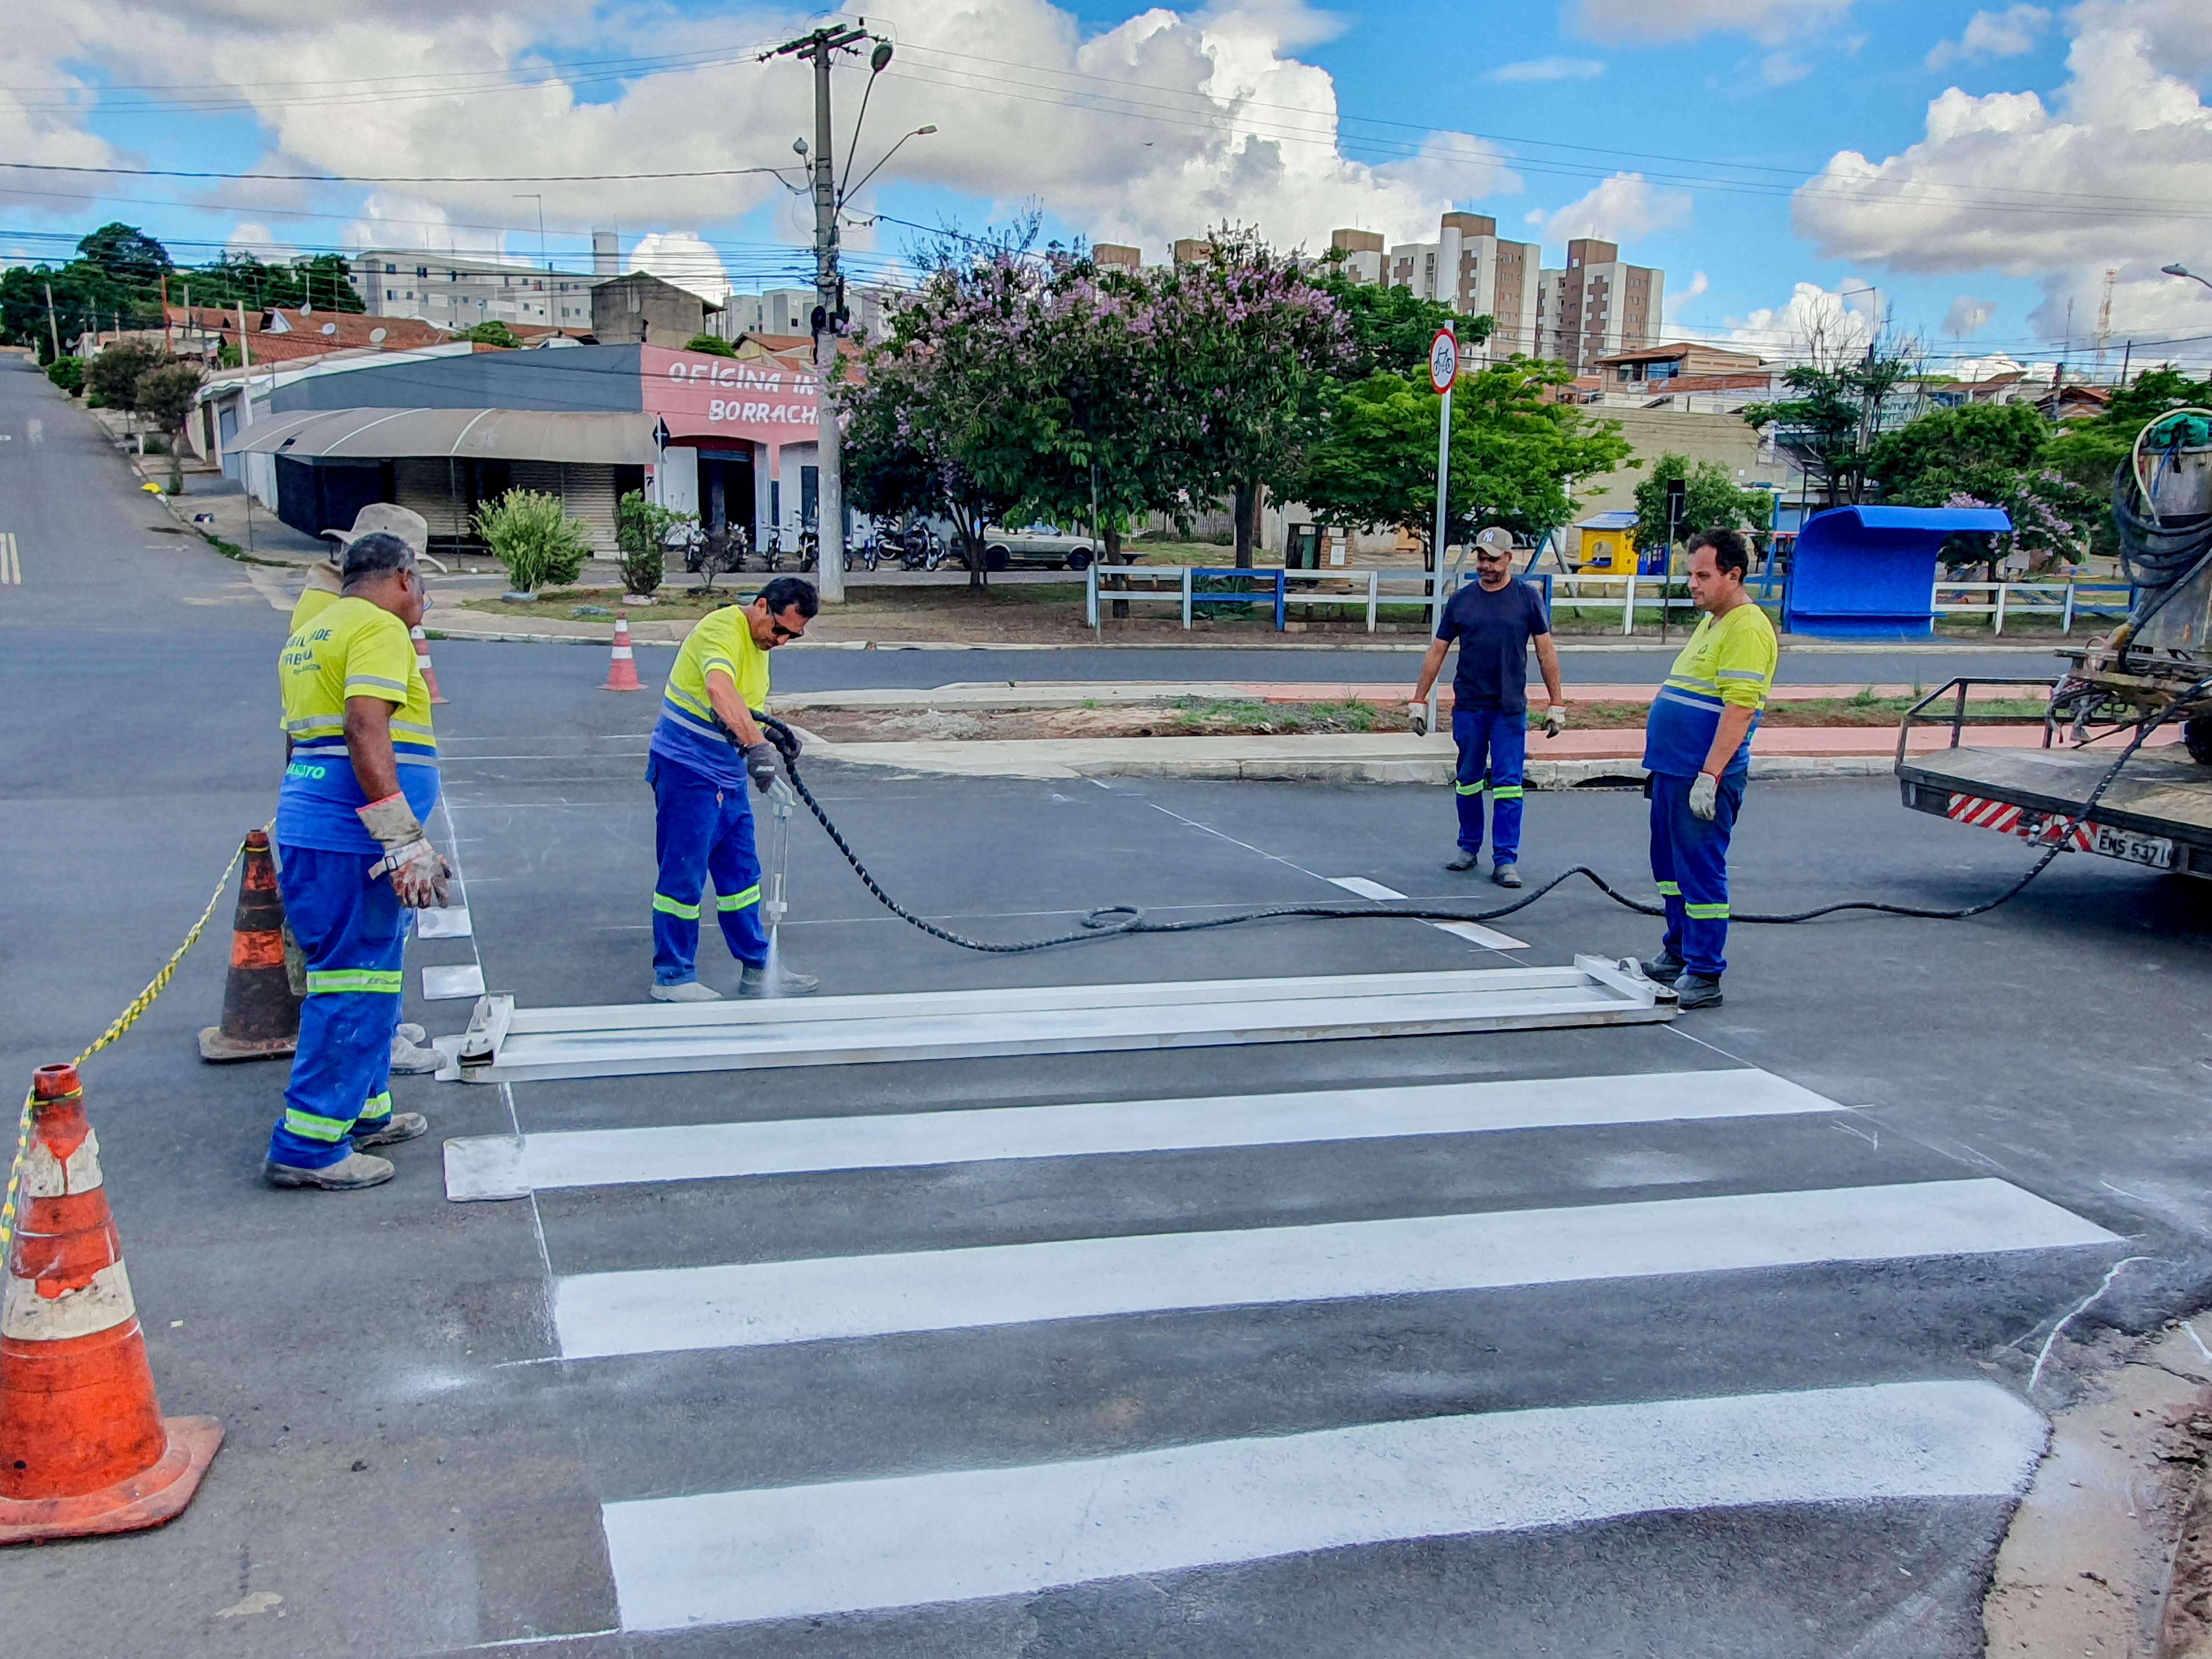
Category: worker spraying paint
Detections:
[{"x1": 644, "y1": 576, "x2": 821, "y2": 1001}]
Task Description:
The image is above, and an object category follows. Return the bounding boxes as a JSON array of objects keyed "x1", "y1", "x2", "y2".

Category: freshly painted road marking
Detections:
[
  {"x1": 421, "y1": 963, "x2": 486, "y2": 1000},
  {"x1": 601, "y1": 1377, "x2": 2045, "y2": 1631},
  {"x1": 1328, "y1": 875, "x2": 1527, "y2": 951},
  {"x1": 0, "y1": 533, "x2": 19, "y2": 585},
  {"x1": 415, "y1": 905, "x2": 474, "y2": 939},
  {"x1": 445, "y1": 1069, "x2": 1841, "y2": 1199},
  {"x1": 553, "y1": 1177, "x2": 2118, "y2": 1359}
]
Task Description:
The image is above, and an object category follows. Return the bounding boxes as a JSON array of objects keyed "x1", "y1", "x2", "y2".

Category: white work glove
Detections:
[
  {"x1": 742, "y1": 740, "x2": 782, "y2": 793},
  {"x1": 358, "y1": 793, "x2": 452, "y2": 908},
  {"x1": 1541, "y1": 704, "x2": 1567, "y2": 739},
  {"x1": 1406, "y1": 700, "x2": 1430, "y2": 737},
  {"x1": 1689, "y1": 772, "x2": 1719, "y2": 822}
]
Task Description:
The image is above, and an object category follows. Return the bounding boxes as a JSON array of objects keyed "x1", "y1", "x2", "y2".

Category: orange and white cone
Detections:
[
  {"x1": 0, "y1": 1064, "x2": 222, "y2": 1544},
  {"x1": 602, "y1": 612, "x2": 643, "y2": 692},
  {"x1": 410, "y1": 625, "x2": 447, "y2": 705}
]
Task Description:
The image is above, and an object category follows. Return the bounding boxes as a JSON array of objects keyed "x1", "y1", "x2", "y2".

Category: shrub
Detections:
[
  {"x1": 683, "y1": 333, "x2": 736, "y2": 357},
  {"x1": 475, "y1": 488, "x2": 593, "y2": 591},
  {"x1": 44, "y1": 357, "x2": 84, "y2": 397},
  {"x1": 84, "y1": 340, "x2": 165, "y2": 412},
  {"x1": 615, "y1": 489, "x2": 689, "y2": 596},
  {"x1": 452, "y1": 321, "x2": 522, "y2": 349}
]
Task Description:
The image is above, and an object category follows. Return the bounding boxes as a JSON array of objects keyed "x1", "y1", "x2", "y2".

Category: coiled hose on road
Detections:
[{"x1": 750, "y1": 691, "x2": 2203, "y2": 956}]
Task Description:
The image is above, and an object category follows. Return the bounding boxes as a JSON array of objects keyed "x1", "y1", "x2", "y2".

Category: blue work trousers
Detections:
[
  {"x1": 269, "y1": 845, "x2": 406, "y2": 1169},
  {"x1": 1648, "y1": 769, "x2": 1745, "y2": 978},
  {"x1": 649, "y1": 754, "x2": 768, "y2": 985},
  {"x1": 1451, "y1": 705, "x2": 1528, "y2": 863}
]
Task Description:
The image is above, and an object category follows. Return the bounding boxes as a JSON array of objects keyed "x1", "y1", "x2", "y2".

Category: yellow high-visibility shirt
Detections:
[
  {"x1": 649, "y1": 605, "x2": 771, "y2": 785},
  {"x1": 289, "y1": 563, "x2": 344, "y2": 634},
  {"x1": 1641, "y1": 601, "x2": 1777, "y2": 777},
  {"x1": 275, "y1": 597, "x2": 440, "y2": 853}
]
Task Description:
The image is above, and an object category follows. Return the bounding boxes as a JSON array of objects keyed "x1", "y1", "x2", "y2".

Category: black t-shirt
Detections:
[{"x1": 1435, "y1": 578, "x2": 1550, "y2": 714}]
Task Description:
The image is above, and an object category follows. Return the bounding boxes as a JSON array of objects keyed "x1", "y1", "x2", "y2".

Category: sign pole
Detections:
[{"x1": 1426, "y1": 325, "x2": 1457, "y2": 734}]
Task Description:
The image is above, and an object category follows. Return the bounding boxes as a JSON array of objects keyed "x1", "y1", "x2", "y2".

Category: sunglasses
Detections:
[{"x1": 769, "y1": 619, "x2": 806, "y2": 640}]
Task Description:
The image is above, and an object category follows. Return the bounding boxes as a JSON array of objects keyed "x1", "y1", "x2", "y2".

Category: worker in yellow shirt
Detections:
[
  {"x1": 288, "y1": 502, "x2": 442, "y2": 1077},
  {"x1": 292, "y1": 504, "x2": 431, "y2": 634},
  {"x1": 646, "y1": 577, "x2": 820, "y2": 1000},
  {"x1": 1637, "y1": 528, "x2": 1778, "y2": 1010},
  {"x1": 268, "y1": 532, "x2": 451, "y2": 1190}
]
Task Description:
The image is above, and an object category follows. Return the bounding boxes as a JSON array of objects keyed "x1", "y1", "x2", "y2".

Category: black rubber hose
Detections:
[{"x1": 748, "y1": 690, "x2": 2201, "y2": 954}]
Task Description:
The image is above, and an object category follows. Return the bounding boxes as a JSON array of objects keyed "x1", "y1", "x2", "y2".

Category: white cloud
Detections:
[
  {"x1": 1665, "y1": 269, "x2": 1710, "y2": 321},
  {"x1": 1569, "y1": 0, "x2": 1852, "y2": 46},
  {"x1": 0, "y1": 0, "x2": 1519, "y2": 271},
  {"x1": 1952, "y1": 352, "x2": 2027, "y2": 380},
  {"x1": 1943, "y1": 293, "x2": 1996, "y2": 335},
  {"x1": 1485, "y1": 57, "x2": 1606, "y2": 83},
  {"x1": 1926, "y1": 6, "x2": 2050, "y2": 72},
  {"x1": 626, "y1": 231, "x2": 731, "y2": 306},
  {"x1": 1793, "y1": 2, "x2": 2212, "y2": 344},
  {"x1": 1527, "y1": 172, "x2": 1692, "y2": 244},
  {"x1": 223, "y1": 223, "x2": 300, "y2": 262},
  {"x1": 1760, "y1": 52, "x2": 1812, "y2": 84},
  {"x1": 1720, "y1": 280, "x2": 1881, "y2": 359}
]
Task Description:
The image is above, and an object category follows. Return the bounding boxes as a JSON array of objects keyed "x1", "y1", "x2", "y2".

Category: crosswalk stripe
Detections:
[
  {"x1": 0, "y1": 532, "x2": 20, "y2": 586},
  {"x1": 553, "y1": 1177, "x2": 2118, "y2": 1359},
  {"x1": 601, "y1": 1377, "x2": 2045, "y2": 1632},
  {"x1": 1328, "y1": 874, "x2": 1528, "y2": 950},
  {"x1": 447, "y1": 1068, "x2": 1843, "y2": 1199}
]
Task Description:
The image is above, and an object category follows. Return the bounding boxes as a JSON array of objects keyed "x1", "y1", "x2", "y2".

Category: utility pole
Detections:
[
  {"x1": 42, "y1": 281, "x2": 61, "y2": 363},
  {"x1": 770, "y1": 20, "x2": 867, "y2": 603}
]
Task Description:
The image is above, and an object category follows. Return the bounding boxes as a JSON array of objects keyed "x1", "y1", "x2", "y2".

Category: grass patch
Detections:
[{"x1": 1168, "y1": 697, "x2": 1380, "y2": 734}]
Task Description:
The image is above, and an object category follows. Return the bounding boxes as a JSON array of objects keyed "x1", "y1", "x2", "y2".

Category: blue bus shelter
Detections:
[{"x1": 1782, "y1": 505, "x2": 2013, "y2": 637}]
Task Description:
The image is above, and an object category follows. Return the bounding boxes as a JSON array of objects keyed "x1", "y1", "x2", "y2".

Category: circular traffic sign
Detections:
[{"x1": 1428, "y1": 327, "x2": 1458, "y2": 394}]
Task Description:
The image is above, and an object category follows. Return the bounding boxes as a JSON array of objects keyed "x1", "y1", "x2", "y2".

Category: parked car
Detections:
[{"x1": 976, "y1": 525, "x2": 1099, "y2": 570}]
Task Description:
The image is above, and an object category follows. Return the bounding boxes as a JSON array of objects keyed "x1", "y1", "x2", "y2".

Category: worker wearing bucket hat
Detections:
[{"x1": 293, "y1": 503, "x2": 432, "y2": 634}]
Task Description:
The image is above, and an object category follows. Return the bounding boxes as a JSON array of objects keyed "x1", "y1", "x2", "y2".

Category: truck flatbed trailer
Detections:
[{"x1": 1896, "y1": 678, "x2": 2212, "y2": 879}]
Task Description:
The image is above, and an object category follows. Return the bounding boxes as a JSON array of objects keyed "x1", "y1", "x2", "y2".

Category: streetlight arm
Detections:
[
  {"x1": 2162, "y1": 264, "x2": 2212, "y2": 292},
  {"x1": 842, "y1": 127, "x2": 934, "y2": 208}
]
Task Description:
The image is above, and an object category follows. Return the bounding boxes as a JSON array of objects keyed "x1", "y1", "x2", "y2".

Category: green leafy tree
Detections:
[
  {"x1": 75, "y1": 223, "x2": 172, "y2": 287},
  {"x1": 1632, "y1": 454, "x2": 1773, "y2": 552},
  {"x1": 1743, "y1": 333, "x2": 1926, "y2": 508},
  {"x1": 43, "y1": 356, "x2": 84, "y2": 397},
  {"x1": 1300, "y1": 359, "x2": 1632, "y2": 563},
  {"x1": 476, "y1": 488, "x2": 592, "y2": 592},
  {"x1": 682, "y1": 333, "x2": 736, "y2": 357},
  {"x1": 1867, "y1": 400, "x2": 2099, "y2": 570},
  {"x1": 0, "y1": 261, "x2": 143, "y2": 359},
  {"x1": 134, "y1": 360, "x2": 204, "y2": 492},
  {"x1": 2044, "y1": 366, "x2": 2212, "y2": 498},
  {"x1": 1150, "y1": 228, "x2": 1358, "y2": 565},
  {"x1": 84, "y1": 339, "x2": 165, "y2": 412},
  {"x1": 1317, "y1": 261, "x2": 1494, "y2": 380},
  {"x1": 615, "y1": 489, "x2": 691, "y2": 596},
  {"x1": 451, "y1": 320, "x2": 522, "y2": 349}
]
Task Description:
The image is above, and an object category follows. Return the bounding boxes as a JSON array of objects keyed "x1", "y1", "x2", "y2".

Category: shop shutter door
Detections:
[
  {"x1": 393, "y1": 457, "x2": 469, "y2": 539},
  {"x1": 561, "y1": 464, "x2": 621, "y2": 557}
]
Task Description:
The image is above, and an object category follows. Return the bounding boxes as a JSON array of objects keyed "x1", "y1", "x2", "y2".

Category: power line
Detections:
[{"x1": 0, "y1": 161, "x2": 797, "y2": 185}]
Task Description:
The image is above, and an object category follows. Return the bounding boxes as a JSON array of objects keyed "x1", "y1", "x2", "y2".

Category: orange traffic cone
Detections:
[
  {"x1": 0, "y1": 1063, "x2": 222, "y2": 1543},
  {"x1": 410, "y1": 625, "x2": 448, "y2": 705},
  {"x1": 602, "y1": 612, "x2": 643, "y2": 692},
  {"x1": 198, "y1": 830, "x2": 300, "y2": 1062}
]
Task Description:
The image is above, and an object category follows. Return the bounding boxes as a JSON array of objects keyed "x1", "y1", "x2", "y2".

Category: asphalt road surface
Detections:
[{"x1": 3, "y1": 351, "x2": 2206, "y2": 1657}]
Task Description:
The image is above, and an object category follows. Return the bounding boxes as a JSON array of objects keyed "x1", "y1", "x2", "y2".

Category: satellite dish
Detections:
[
  {"x1": 370, "y1": 327, "x2": 388, "y2": 345},
  {"x1": 300, "y1": 301, "x2": 313, "y2": 314},
  {"x1": 320, "y1": 322, "x2": 338, "y2": 336}
]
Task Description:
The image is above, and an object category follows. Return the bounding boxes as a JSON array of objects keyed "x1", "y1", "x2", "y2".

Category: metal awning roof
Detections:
[{"x1": 232, "y1": 407, "x2": 658, "y2": 465}]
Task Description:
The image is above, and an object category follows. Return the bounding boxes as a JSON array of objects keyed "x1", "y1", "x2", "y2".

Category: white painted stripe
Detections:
[
  {"x1": 554, "y1": 1178, "x2": 2117, "y2": 1359},
  {"x1": 448, "y1": 1069, "x2": 1840, "y2": 1199},
  {"x1": 414, "y1": 905, "x2": 474, "y2": 939},
  {"x1": 1327, "y1": 875, "x2": 1527, "y2": 951},
  {"x1": 603, "y1": 1378, "x2": 2045, "y2": 1631},
  {"x1": 422, "y1": 963, "x2": 486, "y2": 1000}
]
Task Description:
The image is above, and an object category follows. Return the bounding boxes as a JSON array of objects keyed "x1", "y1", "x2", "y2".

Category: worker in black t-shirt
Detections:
[{"x1": 1408, "y1": 532, "x2": 1566, "y2": 887}]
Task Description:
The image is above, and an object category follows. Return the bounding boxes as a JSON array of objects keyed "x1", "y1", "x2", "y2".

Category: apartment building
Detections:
[
  {"x1": 1535, "y1": 238, "x2": 1663, "y2": 374},
  {"x1": 711, "y1": 285, "x2": 896, "y2": 343},
  {"x1": 1347, "y1": 214, "x2": 1541, "y2": 359},
  {"x1": 350, "y1": 249, "x2": 609, "y2": 331}
]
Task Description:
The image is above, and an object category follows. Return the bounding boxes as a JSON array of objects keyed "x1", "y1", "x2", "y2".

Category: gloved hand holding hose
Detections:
[
  {"x1": 741, "y1": 741, "x2": 782, "y2": 792},
  {"x1": 358, "y1": 793, "x2": 452, "y2": 907}
]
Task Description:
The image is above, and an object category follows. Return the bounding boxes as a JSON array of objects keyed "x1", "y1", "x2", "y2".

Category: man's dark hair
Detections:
[
  {"x1": 1687, "y1": 527, "x2": 1752, "y2": 580},
  {"x1": 340, "y1": 531, "x2": 418, "y2": 588},
  {"x1": 757, "y1": 576, "x2": 820, "y2": 620}
]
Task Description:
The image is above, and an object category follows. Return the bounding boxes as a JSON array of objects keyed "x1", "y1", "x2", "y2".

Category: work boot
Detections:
[
  {"x1": 1491, "y1": 862, "x2": 1523, "y2": 889},
  {"x1": 650, "y1": 979, "x2": 723, "y2": 1003},
  {"x1": 1640, "y1": 948, "x2": 1686, "y2": 985},
  {"x1": 1444, "y1": 849, "x2": 1479, "y2": 872},
  {"x1": 352, "y1": 1111, "x2": 429, "y2": 1149},
  {"x1": 263, "y1": 1150, "x2": 395, "y2": 1190},
  {"x1": 740, "y1": 963, "x2": 820, "y2": 997},
  {"x1": 1674, "y1": 973, "x2": 1723, "y2": 1010},
  {"x1": 389, "y1": 1025, "x2": 440, "y2": 1075}
]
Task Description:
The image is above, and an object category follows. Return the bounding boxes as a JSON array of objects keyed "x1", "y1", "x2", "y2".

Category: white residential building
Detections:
[
  {"x1": 1344, "y1": 213, "x2": 1541, "y2": 360},
  {"x1": 1534, "y1": 239, "x2": 1664, "y2": 375},
  {"x1": 349, "y1": 249, "x2": 610, "y2": 331}
]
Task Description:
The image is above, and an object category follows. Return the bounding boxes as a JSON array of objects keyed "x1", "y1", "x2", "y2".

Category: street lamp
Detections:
[
  {"x1": 2162, "y1": 264, "x2": 2212, "y2": 292},
  {"x1": 842, "y1": 125, "x2": 937, "y2": 205}
]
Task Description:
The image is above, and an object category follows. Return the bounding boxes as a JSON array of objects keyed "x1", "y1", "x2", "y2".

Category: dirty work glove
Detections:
[
  {"x1": 742, "y1": 741, "x2": 782, "y2": 793},
  {"x1": 358, "y1": 793, "x2": 452, "y2": 908},
  {"x1": 1405, "y1": 701, "x2": 1430, "y2": 737},
  {"x1": 1542, "y1": 704, "x2": 1568, "y2": 739},
  {"x1": 1689, "y1": 772, "x2": 1719, "y2": 822}
]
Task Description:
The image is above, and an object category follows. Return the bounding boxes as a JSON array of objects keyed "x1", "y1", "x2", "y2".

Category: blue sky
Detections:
[{"x1": 8, "y1": 0, "x2": 2210, "y2": 371}]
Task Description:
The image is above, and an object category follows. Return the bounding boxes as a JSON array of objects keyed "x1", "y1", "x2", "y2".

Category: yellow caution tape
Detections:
[{"x1": 0, "y1": 829, "x2": 265, "y2": 1262}]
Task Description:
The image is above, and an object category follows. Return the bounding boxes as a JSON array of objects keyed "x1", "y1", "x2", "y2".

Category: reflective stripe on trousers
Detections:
[
  {"x1": 1647, "y1": 770, "x2": 1743, "y2": 978},
  {"x1": 271, "y1": 844, "x2": 405, "y2": 1168},
  {"x1": 649, "y1": 753, "x2": 769, "y2": 985},
  {"x1": 1451, "y1": 705, "x2": 1528, "y2": 863}
]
